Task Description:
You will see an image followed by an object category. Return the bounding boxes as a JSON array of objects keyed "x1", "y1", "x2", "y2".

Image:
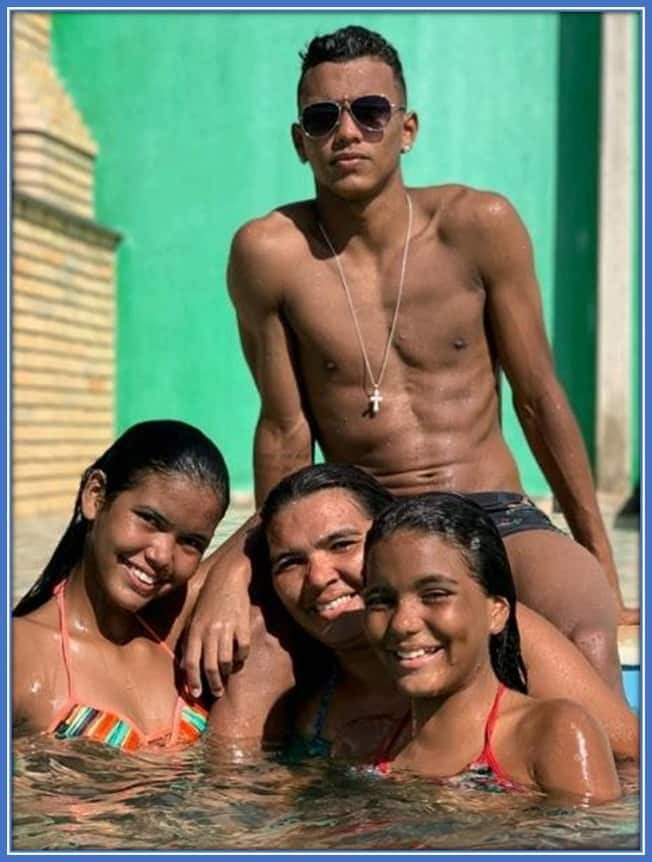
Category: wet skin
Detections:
[
  {"x1": 13, "y1": 472, "x2": 223, "y2": 736},
  {"x1": 250, "y1": 58, "x2": 522, "y2": 498},
  {"x1": 192, "y1": 54, "x2": 631, "y2": 705},
  {"x1": 83, "y1": 472, "x2": 220, "y2": 618},
  {"x1": 359, "y1": 528, "x2": 621, "y2": 802},
  {"x1": 363, "y1": 531, "x2": 508, "y2": 701},
  {"x1": 267, "y1": 488, "x2": 369, "y2": 650},
  {"x1": 208, "y1": 488, "x2": 637, "y2": 760}
]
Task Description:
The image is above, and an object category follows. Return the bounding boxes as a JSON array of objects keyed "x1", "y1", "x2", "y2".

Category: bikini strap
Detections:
[
  {"x1": 135, "y1": 614, "x2": 175, "y2": 659},
  {"x1": 374, "y1": 710, "x2": 410, "y2": 770},
  {"x1": 53, "y1": 580, "x2": 75, "y2": 701},
  {"x1": 484, "y1": 683, "x2": 507, "y2": 745},
  {"x1": 478, "y1": 683, "x2": 512, "y2": 783}
]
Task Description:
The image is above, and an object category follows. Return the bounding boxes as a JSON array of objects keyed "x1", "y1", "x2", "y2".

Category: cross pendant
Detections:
[{"x1": 369, "y1": 387, "x2": 383, "y2": 415}]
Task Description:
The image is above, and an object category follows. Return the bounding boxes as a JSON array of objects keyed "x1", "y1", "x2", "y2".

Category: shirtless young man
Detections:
[{"x1": 184, "y1": 25, "x2": 636, "y2": 700}]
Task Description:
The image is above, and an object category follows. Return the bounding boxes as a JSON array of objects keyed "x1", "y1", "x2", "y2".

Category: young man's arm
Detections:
[
  {"x1": 467, "y1": 192, "x2": 637, "y2": 624},
  {"x1": 182, "y1": 217, "x2": 313, "y2": 697}
]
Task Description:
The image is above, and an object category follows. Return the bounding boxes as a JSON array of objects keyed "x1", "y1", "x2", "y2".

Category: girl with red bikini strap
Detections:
[{"x1": 363, "y1": 493, "x2": 621, "y2": 803}]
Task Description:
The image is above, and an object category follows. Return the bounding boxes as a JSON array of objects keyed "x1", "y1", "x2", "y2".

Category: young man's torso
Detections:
[{"x1": 235, "y1": 183, "x2": 523, "y2": 496}]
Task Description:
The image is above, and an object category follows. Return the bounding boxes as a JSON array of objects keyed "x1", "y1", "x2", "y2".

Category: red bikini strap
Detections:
[
  {"x1": 374, "y1": 711, "x2": 410, "y2": 768},
  {"x1": 484, "y1": 683, "x2": 507, "y2": 745},
  {"x1": 479, "y1": 683, "x2": 513, "y2": 783}
]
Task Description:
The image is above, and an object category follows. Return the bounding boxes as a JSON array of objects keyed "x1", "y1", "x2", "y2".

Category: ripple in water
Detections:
[{"x1": 12, "y1": 735, "x2": 640, "y2": 851}]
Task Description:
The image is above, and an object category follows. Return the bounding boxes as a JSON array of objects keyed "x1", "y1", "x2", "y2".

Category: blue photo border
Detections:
[{"x1": 0, "y1": 1, "x2": 646, "y2": 860}]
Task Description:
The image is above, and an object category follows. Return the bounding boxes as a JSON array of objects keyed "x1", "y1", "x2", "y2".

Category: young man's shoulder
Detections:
[
  {"x1": 230, "y1": 201, "x2": 315, "y2": 260},
  {"x1": 416, "y1": 183, "x2": 521, "y2": 235},
  {"x1": 228, "y1": 202, "x2": 315, "y2": 303}
]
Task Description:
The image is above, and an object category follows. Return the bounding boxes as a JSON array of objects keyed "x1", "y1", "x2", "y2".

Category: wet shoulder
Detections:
[
  {"x1": 512, "y1": 696, "x2": 609, "y2": 768},
  {"x1": 230, "y1": 202, "x2": 314, "y2": 266},
  {"x1": 228, "y1": 201, "x2": 316, "y2": 302},
  {"x1": 13, "y1": 604, "x2": 63, "y2": 721},
  {"x1": 523, "y1": 696, "x2": 608, "y2": 741},
  {"x1": 418, "y1": 184, "x2": 521, "y2": 248},
  {"x1": 13, "y1": 602, "x2": 61, "y2": 663},
  {"x1": 518, "y1": 697, "x2": 620, "y2": 800}
]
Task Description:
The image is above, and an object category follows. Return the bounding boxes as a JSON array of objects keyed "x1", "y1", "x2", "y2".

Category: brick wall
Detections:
[{"x1": 12, "y1": 12, "x2": 121, "y2": 517}]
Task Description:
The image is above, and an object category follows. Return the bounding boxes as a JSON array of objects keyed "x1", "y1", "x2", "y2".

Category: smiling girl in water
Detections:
[
  {"x1": 363, "y1": 493, "x2": 621, "y2": 802},
  {"x1": 13, "y1": 420, "x2": 229, "y2": 752}
]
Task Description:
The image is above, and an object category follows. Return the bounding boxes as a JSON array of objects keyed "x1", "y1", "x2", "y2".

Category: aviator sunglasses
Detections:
[{"x1": 299, "y1": 94, "x2": 406, "y2": 138}]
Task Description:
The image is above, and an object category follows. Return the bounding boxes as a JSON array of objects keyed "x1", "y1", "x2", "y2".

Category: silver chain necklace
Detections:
[{"x1": 318, "y1": 193, "x2": 413, "y2": 416}]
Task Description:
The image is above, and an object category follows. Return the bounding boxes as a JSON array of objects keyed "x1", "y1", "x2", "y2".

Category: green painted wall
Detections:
[
  {"x1": 552, "y1": 13, "x2": 601, "y2": 466},
  {"x1": 52, "y1": 11, "x2": 597, "y2": 495}
]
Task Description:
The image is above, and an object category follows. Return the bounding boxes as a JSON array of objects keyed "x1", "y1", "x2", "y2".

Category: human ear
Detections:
[
  {"x1": 488, "y1": 595, "x2": 510, "y2": 635},
  {"x1": 291, "y1": 123, "x2": 308, "y2": 163},
  {"x1": 400, "y1": 110, "x2": 419, "y2": 155},
  {"x1": 80, "y1": 469, "x2": 108, "y2": 521}
]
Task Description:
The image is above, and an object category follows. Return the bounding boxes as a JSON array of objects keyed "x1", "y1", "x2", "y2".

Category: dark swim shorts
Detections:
[{"x1": 465, "y1": 491, "x2": 563, "y2": 539}]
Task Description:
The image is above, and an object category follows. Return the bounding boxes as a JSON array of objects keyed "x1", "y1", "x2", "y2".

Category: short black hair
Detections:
[{"x1": 297, "y1": 25, "x2": 407, "y2": 104}]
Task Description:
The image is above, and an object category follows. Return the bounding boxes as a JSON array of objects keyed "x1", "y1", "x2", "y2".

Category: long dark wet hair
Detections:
[
  {"x1": 13, "y1": 419, "x2": 230, "y2": 617},
  {"x1": 260, "y1": 463, "x2": 394, "y2": 529},
  {"x1": 364, "y1": 492, "x2": 528, "y2": 694}
]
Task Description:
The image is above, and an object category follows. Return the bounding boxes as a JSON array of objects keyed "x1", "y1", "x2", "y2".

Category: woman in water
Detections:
[
  {"x1": 363, "y1": 493, "x2": 620, "y2": 801},
  {"x1": 209, "y1": 463, "x2": 638, "y2": 763},
  {"x1": 13, "y1": 419, "x2": 229, "y2": 752}
]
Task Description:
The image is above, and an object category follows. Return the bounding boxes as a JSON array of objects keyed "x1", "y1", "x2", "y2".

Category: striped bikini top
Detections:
[{"x1": 47, "y1": 580, "x2": 208, "y2": 752}]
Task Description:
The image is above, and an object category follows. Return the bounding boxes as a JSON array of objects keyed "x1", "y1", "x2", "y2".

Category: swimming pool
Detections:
[
  {"x1": 623, "y1": 666, "x2": 640, "y2": 713},
  {"x1": 12, "y1": 718, "x2": 640, "y2": 852},
  {"x1": 11, "y1": 511, "x2": 640, "y2": 852}
]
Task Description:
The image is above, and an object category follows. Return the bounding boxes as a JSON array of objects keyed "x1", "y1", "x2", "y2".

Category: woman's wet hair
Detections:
[
  {"x1": 297, "y1": 25, "x2": 407, "y2": 103},
  {"x1": 13, "y1": 419, "x2": 230, "y2": 617},
  {"x1": 364, "y1": 492, "x2": 528, "y2": 694},
  {"x1": 260, "y1": 463, "x2": 394, "y2": 529}
]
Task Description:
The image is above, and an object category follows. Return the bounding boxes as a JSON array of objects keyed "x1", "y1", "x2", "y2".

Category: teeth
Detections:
[
  {"x1": 128, "y1": 565, "x2": 155, "y2": 586},
  {"x1": 396, "y1": 647, "x2": 436, "y2": 660},
  {"x1": 317, "y1": 594, "x2": 353, "y2": 612}
]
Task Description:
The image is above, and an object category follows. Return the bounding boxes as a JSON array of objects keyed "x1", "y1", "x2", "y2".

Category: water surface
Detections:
[{"x1": 12, "y1": 734, "x2": 640, "y2": 852}]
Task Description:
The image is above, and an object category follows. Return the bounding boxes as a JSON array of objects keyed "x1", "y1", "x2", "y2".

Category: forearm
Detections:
[
  {"x1": 183, "y1": 514, "x2": 262, "y2": 696},
  {"x1": 253, "y1": 414, "x2": 313, "y2": 507},
  {"x1": 514, "y1": 383, "x2": 615, "y2": 570},
  {"x1": 201, "y1": 512, "x2": 260, "y2": 590},
  {"x1": 207, "y1": 606, "x2": 297, "y2": 745}
]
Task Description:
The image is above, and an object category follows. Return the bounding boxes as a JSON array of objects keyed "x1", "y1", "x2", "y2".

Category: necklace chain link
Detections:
[{"x1": 318, "y1": 193, "x2": 413, "y2": 415}]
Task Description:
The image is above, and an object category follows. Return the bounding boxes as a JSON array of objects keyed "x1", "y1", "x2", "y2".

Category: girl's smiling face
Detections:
[
  {"x1": 82, "y1": 469, "x2": 222, "y2": 613},
  {"x1": 363, "y1": 529, "x2": 509, "y2": 698}
]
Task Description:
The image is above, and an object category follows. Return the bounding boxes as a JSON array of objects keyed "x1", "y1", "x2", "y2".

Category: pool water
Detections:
[
  {"x1": 12, "y1": 733, "x2": 639, "y2": 852},
  {"x1": 623, "y1": 666, "x2": 640, "y2": 713}
]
